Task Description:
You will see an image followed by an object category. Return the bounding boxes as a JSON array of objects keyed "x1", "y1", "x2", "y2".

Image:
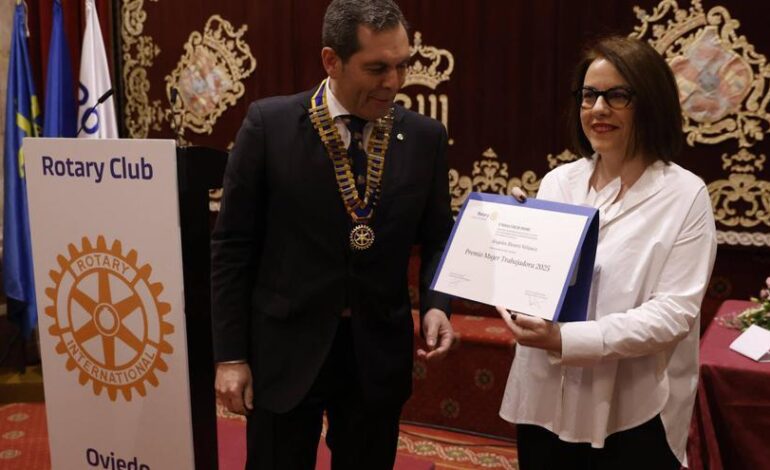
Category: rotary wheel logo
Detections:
[{"x1": 45, "y1": 235, "x2": 174, "y2": 401}]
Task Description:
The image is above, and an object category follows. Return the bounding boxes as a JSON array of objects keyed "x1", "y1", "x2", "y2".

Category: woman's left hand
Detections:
[{"x1": 496, "y1": 306, "x2": 562, "y2": 353}]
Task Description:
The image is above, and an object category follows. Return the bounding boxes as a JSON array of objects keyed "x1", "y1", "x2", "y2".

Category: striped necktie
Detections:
[{"x1": 341, "y1": 115, "x2": 368, "y2": 196}]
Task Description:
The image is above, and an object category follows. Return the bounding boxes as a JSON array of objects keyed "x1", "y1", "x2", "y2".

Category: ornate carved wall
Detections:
[{"x1": 117, "y1": 0, "x2": 770, "y2": 321}]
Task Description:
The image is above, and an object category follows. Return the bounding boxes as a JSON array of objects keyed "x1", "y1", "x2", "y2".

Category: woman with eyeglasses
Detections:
[{"x1": 497, "y1": 36, "x2": 717, "y2": 469}]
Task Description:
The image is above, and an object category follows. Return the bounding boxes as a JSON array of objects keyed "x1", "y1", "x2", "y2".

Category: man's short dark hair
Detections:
[
  {"x1": 322, "y1": 0, "x2": 408, "y2": 63},
  {"x1": 567, "y1": 36, "x2": 684, "y2": 164}
]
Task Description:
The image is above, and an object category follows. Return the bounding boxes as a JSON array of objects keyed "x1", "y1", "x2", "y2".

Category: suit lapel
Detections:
[{"x1": 379, "y1": 106, "x2": 406, "y2": 202}]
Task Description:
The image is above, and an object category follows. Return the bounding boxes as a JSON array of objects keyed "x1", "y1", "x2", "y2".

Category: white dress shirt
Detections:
[
  {"x1": 499, "y1": 156, "x2": 717, "y2": 466},
  {"x1": 325, "y1": 79, "x2": 374, "y2": 148}
]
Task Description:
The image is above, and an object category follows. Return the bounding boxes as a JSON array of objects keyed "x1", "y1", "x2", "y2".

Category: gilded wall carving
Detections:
[
  {"x1": 546, "y1": 149, "x2": 579, "y2": 170},
  {"x1": 122, "y1": 0, "x2": 164, "y2": 138},
  {"x1": 631, "y1": 0, "x2": 770, "y2": 148},
  {"x1": 165, "y1": 15, "x2": 257, "y2": 138},
  {"x1": 396, "y1": 32, "x2": 454, "y2": 143},
  {"x1": 448, "y1": 148, "x2": 542, "y2": 215},
  {"x1": 708, "y1": 149, "x2": 770, "y2": 245},
  {"x1": 632, "y1": 0, "x2": 770, "y2": 247},
  {"x1": 120, "y1": 2, "x2": 770, "y2": 249},
  {"x1": 402, "y1": 32, "x2": 454, "y2": 89},
  {"x1": 122, "y1": 4, "x2": 255, "y2": 142},
  {"x1": 715, "y1": 231, "x2": 770, "y2": 247},
  {"x1": 446, "y1": 147, "x2": 580, "y2": 217}
]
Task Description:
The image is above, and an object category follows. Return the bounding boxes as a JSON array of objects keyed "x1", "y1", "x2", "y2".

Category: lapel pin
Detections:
[{"x1": 396, "y1": 132, "x2": 405, "y2": 141}]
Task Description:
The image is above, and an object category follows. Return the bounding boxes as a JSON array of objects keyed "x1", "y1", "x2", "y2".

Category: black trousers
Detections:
[
  {"x1": 516, "y1": 415, "x2": 681, "y2": 470},
  {"x1": 245, "y1": 319, "x2": 402, "y2": 470}
]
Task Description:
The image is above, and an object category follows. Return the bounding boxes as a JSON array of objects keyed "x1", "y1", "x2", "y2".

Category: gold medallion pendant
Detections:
[
  {"x1": 350, "y1": 224, "x2": 375, "y2": 250},
  {"x1": 309, "y1": 79, "x2": 393, "y2": 251}
]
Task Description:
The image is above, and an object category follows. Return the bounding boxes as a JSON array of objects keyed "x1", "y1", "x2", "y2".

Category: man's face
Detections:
[{"x1": 323, "y1": 23, "x2": 410, "y2": 121}]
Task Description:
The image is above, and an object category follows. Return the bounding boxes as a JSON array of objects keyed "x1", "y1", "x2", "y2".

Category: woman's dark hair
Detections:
[{"x1": 567, "y1": 36, "x2": 683, "y2": 164}]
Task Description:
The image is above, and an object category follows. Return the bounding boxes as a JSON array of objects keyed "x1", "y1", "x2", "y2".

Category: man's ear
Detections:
[{"x1": 321, "y1": 47, "x2": 342, "y2": 78}]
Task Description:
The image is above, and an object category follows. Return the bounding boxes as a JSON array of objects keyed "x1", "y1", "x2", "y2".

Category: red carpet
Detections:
[
  {"x1": 0, "y1": 403, "x2": 49, "y2": 470},
  {"x1": 1, "y1": 403, "x2": 518, "y2": 469},
  {"x1": 216, "y1": 406, "x2": 518, "y2": 469},
  {"x1": 216, "y1": 414, "x2": 435, "y2": 470}
]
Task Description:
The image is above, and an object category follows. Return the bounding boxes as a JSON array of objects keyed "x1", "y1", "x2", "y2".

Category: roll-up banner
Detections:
[{"x1": 23, "y1": 138, "x2": 195, "y2": 470}]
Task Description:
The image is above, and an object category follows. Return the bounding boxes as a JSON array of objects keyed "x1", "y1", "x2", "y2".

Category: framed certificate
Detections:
[{"x1": 431, "y1": 192, "x2": 599, "y2": 322}]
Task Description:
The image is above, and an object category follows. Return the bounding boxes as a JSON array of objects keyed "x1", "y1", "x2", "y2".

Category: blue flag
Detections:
[
  {"x1": 3, "y1": 1, "x2": 42, "y2": 338},
  {"x1": 43, "y1": 0, "x2": 76, "y2": 138}
]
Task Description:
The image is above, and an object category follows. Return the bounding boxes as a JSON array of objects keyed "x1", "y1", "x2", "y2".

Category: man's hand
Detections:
[
  {"x1": 496, "y1": 306, "x2": 562, "y2": 353},
  {"x1": 215, "y1": 362, "x2": 253, "y2": 415},
  {"x1": 417, "y1": 308, "x2": 456, "y2": 361}
]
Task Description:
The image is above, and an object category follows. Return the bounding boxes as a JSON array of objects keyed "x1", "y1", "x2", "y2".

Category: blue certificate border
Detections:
[{"x1": 431, "y1": 191, "x2": 599, "y2": 322}]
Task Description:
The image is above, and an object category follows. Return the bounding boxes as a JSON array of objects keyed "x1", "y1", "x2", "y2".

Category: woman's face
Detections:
[{"x1": 580, "y1": 58, "x2": 635, "y2": 160}]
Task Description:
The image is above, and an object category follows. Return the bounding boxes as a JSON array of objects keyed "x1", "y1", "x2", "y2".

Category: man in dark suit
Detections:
[{"x1": 211, "y1": 1, "x2": 455, "y2": 468}]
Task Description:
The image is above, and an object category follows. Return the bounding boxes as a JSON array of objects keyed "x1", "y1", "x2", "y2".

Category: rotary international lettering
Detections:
[
  {"x1": 41, "y1": 155, "x2": 154, "y2": 183},
  {"x1": 71, "y1": 253, "x2": 133, "y2": 277},
  {"x1": 65, "y1": 339, "x2": 158, "y2": 385}
]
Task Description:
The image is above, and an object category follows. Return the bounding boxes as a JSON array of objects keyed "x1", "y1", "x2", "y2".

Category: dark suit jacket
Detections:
[{"x1": 211, "y1": 87, "x2": 453, "y2": 413}]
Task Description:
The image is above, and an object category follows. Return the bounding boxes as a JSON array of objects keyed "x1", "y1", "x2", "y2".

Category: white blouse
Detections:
[{"x1": 499, "y1": 157, "x2": 717, "y2": 466}]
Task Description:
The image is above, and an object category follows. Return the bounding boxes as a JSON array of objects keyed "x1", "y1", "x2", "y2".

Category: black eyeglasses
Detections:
[{"x1": 575, "y1": 86, "x2": 635, "y2": 110}]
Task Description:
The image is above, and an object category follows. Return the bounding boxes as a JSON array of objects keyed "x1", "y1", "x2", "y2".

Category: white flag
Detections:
[{"x1": 78, "y1": 0, "x2": 118, "y2": 138}]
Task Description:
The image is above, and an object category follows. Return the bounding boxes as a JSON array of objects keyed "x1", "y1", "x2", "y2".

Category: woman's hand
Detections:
[
  {"x1": 511, "y1": 187, "x2": 527, "y2": 202},
  {"x1": 496, "y1": 306, "x2": 562, "y2": 353}
]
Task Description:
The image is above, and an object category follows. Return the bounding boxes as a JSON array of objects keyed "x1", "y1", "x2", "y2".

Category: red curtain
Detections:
[
  {"x1": 23, "y1": 0, "x2": 113, "y2": 106},
  {"x1": 14, "y1": 0, "x2": 770, "y2": 322}
]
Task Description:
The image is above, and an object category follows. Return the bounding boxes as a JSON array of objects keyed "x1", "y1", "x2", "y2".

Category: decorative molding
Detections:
[
  {"x1": 121, "y1": 0, "x2": 164, "y2": 138},
  {"x1": 631, "y1": 0, "x2": 770, "y2": 148},
  {"x1": 402, "y1": 32, "x2": 454, "y2": 89},
  {"x1": 396, "y1": 32, "x2": 454, "y2": 143},
  {"x1": 716, "y1": 230, "x2": 770, "y2": 247},
  {"x1": 122, "y1": 5, "x2": 254, "y2": 142},
  {"x1": 707, "y1": 148, "x2": 770, "y2": 230},
  {"x1": 546, "y1": 149, "x2": 579, "y2": 169},
  {"x1": 448, "y1": 148, "x2": 542, "y2": 215},
  {"x1": 165, "y1": 15, "x2": 257, "y2": 136}
]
